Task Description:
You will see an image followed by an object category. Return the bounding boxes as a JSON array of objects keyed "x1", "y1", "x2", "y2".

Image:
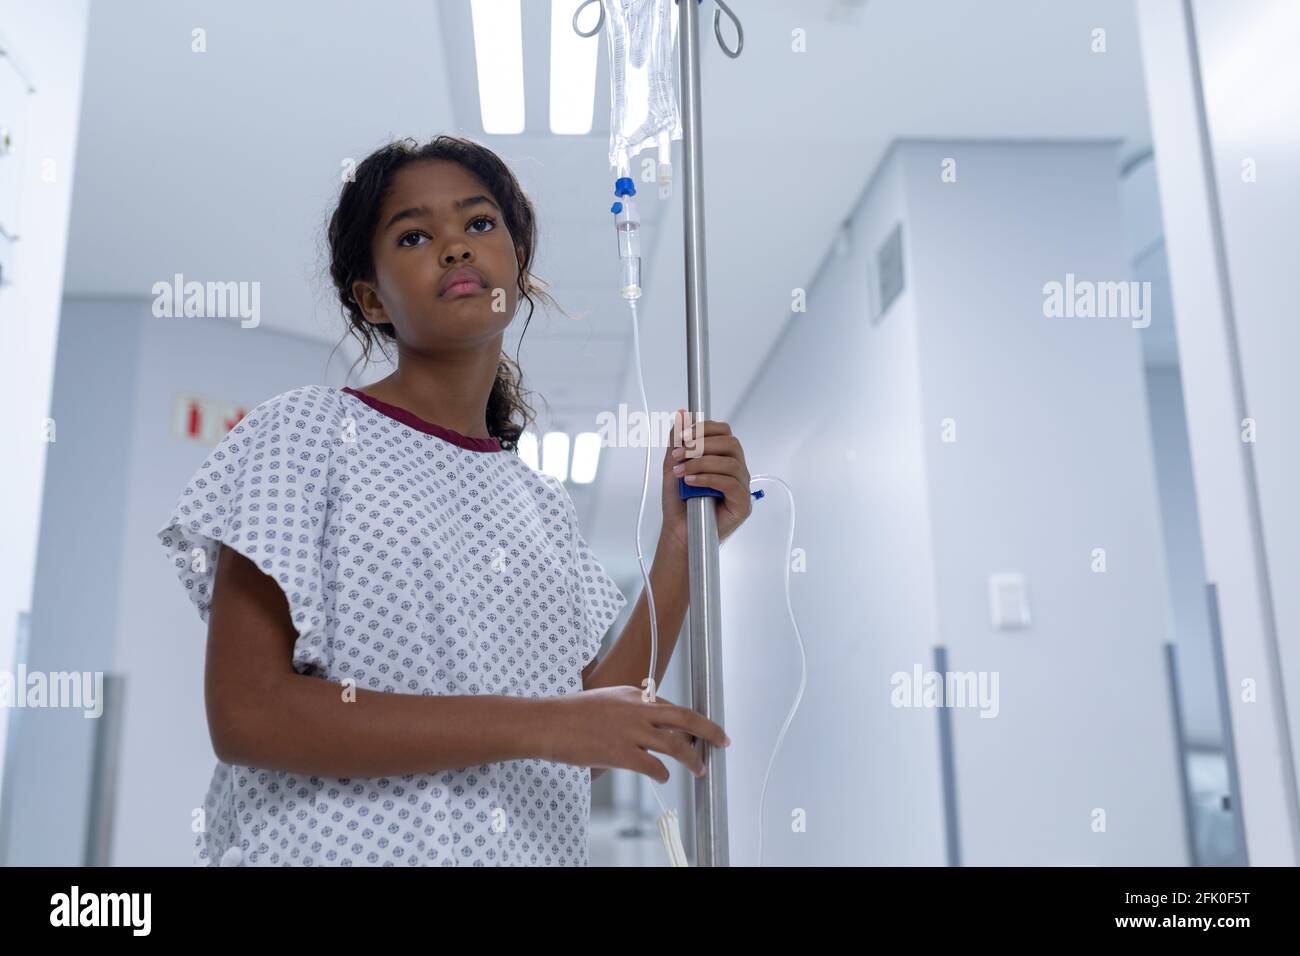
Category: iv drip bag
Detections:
[{"x1": 600, "y1": 0, "x2": 681, "y2": 177}]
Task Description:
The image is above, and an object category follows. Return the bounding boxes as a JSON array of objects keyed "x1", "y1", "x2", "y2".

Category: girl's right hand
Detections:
[{"x1": 542, "y1": 686, "x2": 730, "y2": 784}]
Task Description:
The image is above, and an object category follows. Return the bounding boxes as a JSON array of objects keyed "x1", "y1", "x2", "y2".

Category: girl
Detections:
[{"x1": 158, "y1": 135, "x2": 753, "y2": 866}]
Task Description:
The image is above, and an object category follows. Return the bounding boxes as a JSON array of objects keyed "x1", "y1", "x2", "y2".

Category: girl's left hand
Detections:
[{"x1": 660, "y1": 408, "x2": 753, "y2": 554}]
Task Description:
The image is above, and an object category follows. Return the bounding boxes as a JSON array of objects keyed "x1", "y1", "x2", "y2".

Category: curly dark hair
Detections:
[{"x1": 326, "y1": 135, "x2": 564, "y2": 451}]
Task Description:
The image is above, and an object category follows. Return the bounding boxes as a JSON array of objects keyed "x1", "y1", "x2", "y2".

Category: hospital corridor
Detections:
[{"x1": 0, "y1": 0, "x2": 1295, "y2": 921}]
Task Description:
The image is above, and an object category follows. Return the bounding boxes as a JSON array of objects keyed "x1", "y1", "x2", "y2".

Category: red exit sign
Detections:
[{"x1": 171, "y1": 394, "x2": 250, "y2": 446}]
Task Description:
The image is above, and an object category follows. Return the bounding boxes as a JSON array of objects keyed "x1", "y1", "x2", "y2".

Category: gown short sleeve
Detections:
[
  {"x1": 156, "y1": 388, "x2": 335, "y2": 678},
  {"x1": 573, "y1": 525, "x2": 629, "y2": 666},
  {"x1": 544, "y1": 474, "x2": 628, "y2": 666}
]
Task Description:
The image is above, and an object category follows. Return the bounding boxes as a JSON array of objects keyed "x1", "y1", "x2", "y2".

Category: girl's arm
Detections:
[
  {"x1": 206, "y1": 543, "x2": 553, "y2": 777},
  {"x1": 583, "y1": 532, "x2": 691, "y2": 782},
  {"x1": 583, "y1": 530, "x2": 690, "y2": 696}
]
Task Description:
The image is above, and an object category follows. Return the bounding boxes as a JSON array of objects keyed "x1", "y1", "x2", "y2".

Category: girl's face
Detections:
[{"x1": 354, "y1": 159, "x2": 524, "y2": 349}]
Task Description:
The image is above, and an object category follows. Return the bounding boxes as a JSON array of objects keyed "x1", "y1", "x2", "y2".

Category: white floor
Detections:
[{"x1": 589, "y1": 807, "x2": 676, "y2": 867}]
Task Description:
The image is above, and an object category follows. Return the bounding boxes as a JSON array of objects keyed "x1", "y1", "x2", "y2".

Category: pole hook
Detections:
[
  {"x1": 576, "y1": 1, "x2": 743, "y2": 59},
  {"x1": 711, "y1": 0, "x2": 743, "y2": 58},
  {"x1": 573, "y1": 0, "x2": 604, "y2": 39}
]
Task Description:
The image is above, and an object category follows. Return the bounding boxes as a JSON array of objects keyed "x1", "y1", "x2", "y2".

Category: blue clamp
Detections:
[
  {"x1": 677, "y1": 479, "x2": 766, "y2": 501},
  {"x1": 678, "y1": 477, "x2": 725, "y2": 500}
]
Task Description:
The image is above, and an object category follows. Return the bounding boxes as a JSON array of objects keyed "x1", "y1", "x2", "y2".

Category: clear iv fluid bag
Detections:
[{"x1": 601, "y1": 0, "x2": 681, "y2": 177}]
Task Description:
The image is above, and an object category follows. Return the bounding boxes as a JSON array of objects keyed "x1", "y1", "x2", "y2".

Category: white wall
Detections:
[
  {"x1": 724, "y1": 140, "x2": 1187, "y2": 865},
  {"x1": 1137, "y1": 0, "x2": 1300, "y2": 863},
  {"x1": 3, "y1": 299, "x2": 140, "y2": 865},
  {"x1": 1120, "y1": 156, "x2": 1221, "y2": 749},
  {"x1": 904, "y1": 140, "x2": 1184, "y2": 865},
  {"x1": 0, "y1": 0, "x2": 90, "y2": 838},
  {"x1": 1145, "y1": 366, "x2": 1221, "y2": 747},
  {"x1": 723, "y1": 153, "x2": 947, "y2": 867},
  {"x1": 1193, "y1": 0, "x2": 1300, "y2": 817},
  {"x1": 6, "y1": 298, "x2": 344, "y2": 865}
]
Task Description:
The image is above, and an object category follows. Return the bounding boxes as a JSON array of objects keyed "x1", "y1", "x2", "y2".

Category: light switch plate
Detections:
[{"x1": 989, "y1": 573, "x2": 1030, "y2": 630}]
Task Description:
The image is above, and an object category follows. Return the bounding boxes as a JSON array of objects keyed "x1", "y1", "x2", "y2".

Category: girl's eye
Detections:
[{"x1": 397, "y1": 216, "x2": 496, "y2": 247}]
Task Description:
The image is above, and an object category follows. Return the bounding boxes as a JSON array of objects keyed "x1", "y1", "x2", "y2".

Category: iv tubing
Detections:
[
  {"x1": 626, "y1": 293, "x2": 806, "y2": 867},
  {"x1": 626, "y1": 294, "x2": 687, "y2": 856},
  {"x1": 747, "y1": 475, "x2": 806, "y2": 868}
]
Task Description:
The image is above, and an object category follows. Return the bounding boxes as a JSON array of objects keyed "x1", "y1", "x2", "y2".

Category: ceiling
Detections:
[{"x1": 65, "y1": 0, "x2": 1157, "y2": 579}]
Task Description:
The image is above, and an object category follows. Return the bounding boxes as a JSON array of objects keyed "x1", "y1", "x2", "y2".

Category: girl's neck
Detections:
[{"x1": 364, "y1": 357, "x2": 496, "y2": 440}]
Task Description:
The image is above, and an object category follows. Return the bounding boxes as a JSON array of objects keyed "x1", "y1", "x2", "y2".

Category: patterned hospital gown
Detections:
[{"x1": 157, "y1": 384, "x2": 628, "y2": 866}]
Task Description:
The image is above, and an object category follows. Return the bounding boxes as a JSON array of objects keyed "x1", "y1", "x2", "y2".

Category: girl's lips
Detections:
[{"x1": 442, "y1": 280, "x2": 486, "y2": 298}]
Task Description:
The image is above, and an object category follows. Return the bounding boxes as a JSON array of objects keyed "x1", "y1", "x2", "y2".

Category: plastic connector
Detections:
[{"x1": 678, "y1": 478, "x2": 766, "y2": 500}]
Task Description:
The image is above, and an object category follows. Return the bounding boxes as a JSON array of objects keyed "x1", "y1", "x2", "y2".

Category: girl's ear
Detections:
[{"x1": 351, "y1": 279, "x2": 387, "y2": 325}]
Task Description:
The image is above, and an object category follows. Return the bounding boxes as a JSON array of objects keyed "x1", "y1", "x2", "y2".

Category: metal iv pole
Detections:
[
  {"x1": 678, "y1": 0, "x2": 741, "y2": 869},
  {"x1": 575, "y1": 0, "x2": 743, "y2": 867}
]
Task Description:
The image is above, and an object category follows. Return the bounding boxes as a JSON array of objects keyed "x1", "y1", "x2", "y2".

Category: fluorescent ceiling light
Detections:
[
  {"x1": 570, "y1": 432, "x2": 601, "y2": 483},
  {"x1": 542, "y1": 431, "x2": 571, "y2": 482},
  {"x1": 470, "y1": 0, "x2": 525, "y2": 134},
  {"x1": 549, "y1": 1, "x2": 599, "y2": 134},
  {"x1": 518, "y1": 430, "x2": 540, "y2": 470}
]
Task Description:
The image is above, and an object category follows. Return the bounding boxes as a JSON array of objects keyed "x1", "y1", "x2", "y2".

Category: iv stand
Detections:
[
  {"x1": 678, "y1": 0, "x2": 729, "y2": 868},
  {"x1": 576, "y1": 0, "x2": 743, "y2": 867}
]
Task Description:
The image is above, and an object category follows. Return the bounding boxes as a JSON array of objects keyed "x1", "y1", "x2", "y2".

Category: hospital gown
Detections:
[{"x1": 157, "y1": 384, "x2": 628, "y2": 865}]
